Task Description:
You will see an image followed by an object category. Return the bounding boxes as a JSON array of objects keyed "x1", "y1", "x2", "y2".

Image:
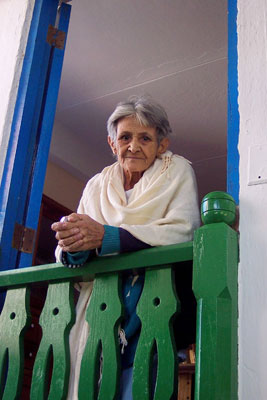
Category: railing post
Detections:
[{"x1": 193, "y1": 192, "x2": 238, "y2": 400}]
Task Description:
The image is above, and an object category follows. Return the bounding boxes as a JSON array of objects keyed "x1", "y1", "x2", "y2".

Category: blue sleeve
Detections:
[
  {"x1": 63, "y1": 225, "x2": 151, "y2": 267},
  {"x1": 61, "y1": 250, "x2": 91, "y2": 268},
  {"x1": 98, "y1": 225, "x2": 120, "y2": 255}
]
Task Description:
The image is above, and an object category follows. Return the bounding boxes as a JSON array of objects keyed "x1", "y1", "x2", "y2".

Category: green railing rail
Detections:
[{"x1": 0, "y1": 192, "x2": 238, "y2": 400}]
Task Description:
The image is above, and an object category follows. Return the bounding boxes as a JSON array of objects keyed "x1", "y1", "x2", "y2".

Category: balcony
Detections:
[{"x1": 0, "y1": 192, "x2": 238, "y2": 399}]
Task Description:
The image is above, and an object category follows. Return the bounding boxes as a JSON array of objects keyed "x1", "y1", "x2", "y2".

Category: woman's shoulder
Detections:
[
  {"x1": 83, "y1": 162, "x2": 120, "y2": 192},
  {"x1": 162, "y1": 151, "x2": 195, "y2": 176},
  {"x1": 171, "y1": 153, "x2": 192, "y2": 167}
]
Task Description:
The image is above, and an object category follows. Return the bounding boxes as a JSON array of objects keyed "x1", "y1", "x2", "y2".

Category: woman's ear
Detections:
[
  {"x1": 107, "y1": 136, "x2": 117, "y2": 155},
  {"x1": 157, "y1": 137, "x2": 169, "y2": 156}
]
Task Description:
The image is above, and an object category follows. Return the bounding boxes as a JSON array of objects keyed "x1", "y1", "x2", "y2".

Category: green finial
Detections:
[{"x1": 201, "y1": 191, "x2": 236, "y2": 225}]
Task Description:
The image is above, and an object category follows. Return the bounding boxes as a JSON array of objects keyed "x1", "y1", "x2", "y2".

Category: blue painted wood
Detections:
[
  {"x1": 0, "y1": 0, "x2": 57, "y2": 270},
  {"x1": 227, "y1": 0, "x2": 240, "y2": 204},
  {"x1": 19, "y1": 3, "x2": 71, "y2": 268},
  {"x1": 0, "y1": 0, "x2": 71, "y2": 271}
]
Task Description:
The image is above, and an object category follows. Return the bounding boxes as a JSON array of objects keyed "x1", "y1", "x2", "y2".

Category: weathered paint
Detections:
[
  {"x1": 0, "y1": 0, "x2": 71, "y2": 271},
  {"x1": 18, "y1": 3, "x2": 71, "y2": 268},
  {"x1": 0, "y1": 0, "x2": 35, "y2": 184},
  {"x1": 0, "y1": 0, "x2": 59, "y2": 270}
]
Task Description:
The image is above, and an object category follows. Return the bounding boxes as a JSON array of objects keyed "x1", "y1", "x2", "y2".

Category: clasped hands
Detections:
[{"x1": 51, "y1": 213, "x2": 105, "y2": 253}]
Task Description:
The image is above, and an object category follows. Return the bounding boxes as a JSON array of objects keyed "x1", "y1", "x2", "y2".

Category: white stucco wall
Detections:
[
  {"x1": 0, "y1": 0, "x2": 34, "y2": 183},
  {"x1": 238, "y1": 1, "x2": 267, "y2": 399}
]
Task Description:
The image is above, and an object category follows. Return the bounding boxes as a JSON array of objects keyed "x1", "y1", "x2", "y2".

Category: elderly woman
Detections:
[{"x1": 52, "y1": 95, "x2": 200, "y2": 399}]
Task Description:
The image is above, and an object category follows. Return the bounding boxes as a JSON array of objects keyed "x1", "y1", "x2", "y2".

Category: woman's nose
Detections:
[{"x1": 128, "y1": 139, "x2": 140, "y2": 152}]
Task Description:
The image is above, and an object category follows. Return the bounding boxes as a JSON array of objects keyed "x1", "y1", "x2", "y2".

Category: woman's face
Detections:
[{"x1": 108, "y1": 116, "x2": 169, "y2": 176}]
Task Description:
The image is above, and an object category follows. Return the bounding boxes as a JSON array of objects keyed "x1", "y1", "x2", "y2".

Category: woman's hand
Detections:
[{"x1": 51, "y1": 213, "x2": 105, "y2": 252}]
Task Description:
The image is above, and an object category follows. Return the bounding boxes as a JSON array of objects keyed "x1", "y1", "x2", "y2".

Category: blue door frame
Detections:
[
  {"x1": 0, "y1": 0, "x2": 239, "y2": 271},
  {"x1": 0, "y1": 0, "x2": 71, "y2": 270},
  {"x1": 228, "y1": 0, "x2": 240, "y2": 204}
]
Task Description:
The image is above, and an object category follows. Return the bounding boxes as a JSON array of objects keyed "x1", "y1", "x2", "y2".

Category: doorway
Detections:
[{"x1": 46, "y1": 0, "x2": 228, "y2": 209}]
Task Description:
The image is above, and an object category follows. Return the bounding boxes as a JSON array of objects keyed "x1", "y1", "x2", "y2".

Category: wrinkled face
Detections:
[{"x1": 108, "y1": 116, "x2": 169, "y2": 175}]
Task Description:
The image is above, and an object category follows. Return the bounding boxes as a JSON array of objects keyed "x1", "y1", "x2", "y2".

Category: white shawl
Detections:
[
  {"x1": 64, "y1": 150, "x2": 200, "y2": 399},
  {"x1": 77, "y1": 150, "x2": 200, "y2": 245}
]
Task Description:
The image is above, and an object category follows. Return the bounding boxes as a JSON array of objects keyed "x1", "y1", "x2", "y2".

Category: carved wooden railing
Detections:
[{"x1": 0, "y1": 192, "x2": 238, "y2": 399}]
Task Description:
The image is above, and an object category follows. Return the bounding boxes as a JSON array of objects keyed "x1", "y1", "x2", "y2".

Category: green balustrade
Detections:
[
  {"x1": 79, "y1": 273, "x2": 122, "y2": 400},
  {"x1": 0, "y1": 191, "x2": 238, "y2": 400},
  {"x1": 0, "y1": 287, "x2": 30, "y2": 399},
  {"x1": 193, "y1": 191, "x2": 238, "y2": 400},
  {"x1": 133, "y1": 267, "x2": 178, "y2": 400},
  {"x1": 31, "y1": 282, "x2": 75, "y2": 399}
]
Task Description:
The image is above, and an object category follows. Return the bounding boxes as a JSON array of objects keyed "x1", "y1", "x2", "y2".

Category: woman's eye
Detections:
[
  {"x1": 142, "y1": 136, "x2": 151, "y2": 142},
  {"x1": 119, "y1": 135, "x2": 130, "y2": 141}
]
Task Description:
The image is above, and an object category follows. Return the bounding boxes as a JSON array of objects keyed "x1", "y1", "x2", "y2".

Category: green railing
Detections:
[{"x1": 0, "y1": 192, "x2": 238, "y2": 400}]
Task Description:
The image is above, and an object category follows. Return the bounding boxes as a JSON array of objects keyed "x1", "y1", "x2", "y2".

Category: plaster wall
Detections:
[
  {"x1": 238, "y1": 0, "x2": 267, "y2": 398},
  {"x1": 0, "y1": 0, "x2": 34, "y2": 183}
]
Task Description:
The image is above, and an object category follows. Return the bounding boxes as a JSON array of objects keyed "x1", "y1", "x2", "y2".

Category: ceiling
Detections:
[{"x1": 50, "y1": 0, "x2": 228, "y2": 201}]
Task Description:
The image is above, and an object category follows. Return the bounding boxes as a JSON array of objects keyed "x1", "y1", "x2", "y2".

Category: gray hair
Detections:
[{"x1": 107, "y1": 95, "x2": 172, "y2": 143}]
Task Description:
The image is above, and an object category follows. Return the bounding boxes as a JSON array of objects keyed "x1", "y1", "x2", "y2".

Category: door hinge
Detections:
[
  {"x1": 12, "y1": 223, "x2": 36, "y2": 254},
  {"x1": 46, "y1": 24, "x2": 66, "y2": 49}
]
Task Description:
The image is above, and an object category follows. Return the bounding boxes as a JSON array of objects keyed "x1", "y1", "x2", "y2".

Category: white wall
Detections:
[
  {"x1": 0, "y1": 0, "x2": 34, "y2": 183},
  {"x1": 238, "y1": 1, "x2": 267, "y2": 398}
]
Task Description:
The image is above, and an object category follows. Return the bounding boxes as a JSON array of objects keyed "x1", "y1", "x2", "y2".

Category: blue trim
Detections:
[
  {"x1": 0, "y1": 0, "x2": 71, "y2": 270},
  {"x1": 19, "y1": 3, "x2": 71, "y2": 268},
  {"x1": 0, "y1": 0, "x2": 54, "y2": 270},
  {"x1": 227, "y1": 0, "x2": 240, "y2": 204}
]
